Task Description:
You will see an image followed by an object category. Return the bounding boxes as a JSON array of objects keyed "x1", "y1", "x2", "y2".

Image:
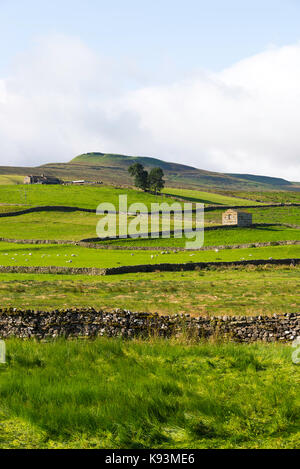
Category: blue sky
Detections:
[
  {"x1": 1, "y1": 0, "x2": 299, "y2": 76},
  {"x1": 0, "y1": 0, "x2": 300, "y2": 179}
]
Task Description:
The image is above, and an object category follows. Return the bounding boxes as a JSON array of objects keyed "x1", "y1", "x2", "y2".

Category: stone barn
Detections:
[{"x1": 222, "y1": 209, "x2": 252, "y2": 227}]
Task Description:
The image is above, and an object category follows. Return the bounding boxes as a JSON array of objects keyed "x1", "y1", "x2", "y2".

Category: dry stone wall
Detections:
[
  {"x1": 0, "y1": 258, "x2": 299, "y2": 276},
  {"x1": 0, "y1": 308, "x2": 298, "y2": 343}
]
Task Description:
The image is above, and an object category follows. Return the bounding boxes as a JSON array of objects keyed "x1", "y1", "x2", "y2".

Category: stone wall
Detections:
[
  {"x1": 0, "y1": 202, "x2": 299, "y2": 218},
  {"x1": 0, "y1": 308, "x2": 298, "y2": 343},
  {"x1": 0, "y1": 237, "x2": 299, "y2": 251},
  {"x1": 0, "y1": 257, "x2": 298, "y2": 276}
]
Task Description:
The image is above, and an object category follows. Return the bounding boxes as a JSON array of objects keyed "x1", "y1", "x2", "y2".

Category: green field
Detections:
[
  {"x1": 163, "y1": 187, "x2": 263, "y2": 205},
  {"x1": 0, "y1": 175, "x2": 24, "y2": 185},
  {"x1": 0, "y1": 339, "x2": 298, "y2": 449},
  {"x1": 224, "y1": 190, "x2": 300, "y2": 204},
  {"x1": 205, "y1": 206, "x2": 300, "y2": 226},
  {"x1": 0, "y1": 266, "x2": 298, "y2": 316},
  {"x1": 0, "y1": 242, "x2": 299, "y2": 268},
  {"x1": 0, "y1": 184, "x2": 173, "y2": 210},
  {"x1": 101, "y1": 226, "x2": 300, "y2": 248}
]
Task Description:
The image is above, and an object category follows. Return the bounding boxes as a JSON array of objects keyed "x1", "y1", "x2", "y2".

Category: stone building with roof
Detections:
[{"x1": 222, "y1": 209, "x2": 252, "y2": 227}]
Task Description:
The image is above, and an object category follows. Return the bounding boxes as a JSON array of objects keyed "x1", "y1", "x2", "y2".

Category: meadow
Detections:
[
  {"x1": 0, "y1": 183, "x2": 299, "y2": 450},
  {"x1": 102, "y1": 226, "x2": 300, "y2": 248},
  {"x1": 162, "y1": 187, "x2": 263, "y2": 205},
  {"x1": 0, "y1": 242, "x2": 299, "y2": 269},
  {"x1": 224, "y1": 190, "x2": 300, "y2": 204},
  {"x1": 204, "y1": 206, "x2": 300, "y2": 226},
  {"x1": 0, "y1": 266, "x2": 299, "y2": 316},
  {"x1": 0, "y1": 339, "x2": 298, "y2": 449},
  {"x1": 0, "y1": 207, "x2": 299, "y2": 243},
  {"x1": 0, "y1": 175, "x2": 24, "y2": 185},
  {"x1": 0, "y1": 184, "x2": 172, "y2": 210}
]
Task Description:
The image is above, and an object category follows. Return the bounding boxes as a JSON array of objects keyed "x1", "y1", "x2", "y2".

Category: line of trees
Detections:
[{"x1": 128, "y1": 163, "x2": 165, "y2": 194}]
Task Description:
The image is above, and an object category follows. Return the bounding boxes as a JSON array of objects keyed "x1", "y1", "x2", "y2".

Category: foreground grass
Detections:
[
  {"x1": 0, "y1": 339, "x2": 298, "y2": 449},
  {"x1": 0, "y1": 266, "x2": 299, "y2": 316},
  {"x1": 0, "y1": 242, "x2": 299, "y2": 269}
]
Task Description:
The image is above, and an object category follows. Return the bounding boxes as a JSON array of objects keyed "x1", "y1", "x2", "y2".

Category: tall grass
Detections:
[{"x1": 0, "y1": 339, "x2": 299, "y2": 449}]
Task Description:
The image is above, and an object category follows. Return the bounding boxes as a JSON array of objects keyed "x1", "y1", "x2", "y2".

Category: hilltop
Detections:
[{"x1": 0, "y1": 151, "x2": 298, "y2": 190}]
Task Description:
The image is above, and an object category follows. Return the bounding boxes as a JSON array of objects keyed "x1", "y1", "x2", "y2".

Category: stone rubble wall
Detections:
[
  {"x1": 0, "y1": 202, "x2": 299, "y2": 218},
  {"x1": 0, "y1": 237, "x2": 299, "y2": 252},
  {"x1": 0, "y1": 258, "x2": 299, "y2": 276},
  {"x1": 0, "y1": 308, "x2": 298, "y2": 343}
]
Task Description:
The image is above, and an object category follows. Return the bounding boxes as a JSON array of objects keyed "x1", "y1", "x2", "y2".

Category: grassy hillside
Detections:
[
  {"x1": 162, "y1": 187, "x2": 263, "y2": 205},
  {"x1": 0, "y1": 175, "x2": 24, "y2": 185},
  {"x1": 0, "y1": 151, "x2": 297, "y2": 190},
  {"x1": 0, "y1": 339, "x2": 298, "y2": 449}
]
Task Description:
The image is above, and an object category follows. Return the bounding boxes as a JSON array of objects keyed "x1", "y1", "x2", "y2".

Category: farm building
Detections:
[
  {"x1": 24, "y1": 174, "x2": 61, "y2": 185},
  {"x1": 222, "y1": 209, "x2": 252, "y2": 227}
]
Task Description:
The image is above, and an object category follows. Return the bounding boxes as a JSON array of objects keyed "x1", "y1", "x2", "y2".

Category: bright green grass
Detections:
[
  {"x1": 0, "y1": 243, "x2": 299, "y2": 269},
  {"x1": 0, "y1": 266, "x2": 299, "y2": 316},
  {"x1": 1, "y1": 207, "x2": 299, "y2": 244},
  {"x1": 163, "y1": 187, "x2": 263, "y2": 206},
  {"x1": 102, "y1": 226, "x2": 300, "y2": 248},
  {"x1": 0, "y1": 339, "x2": 298, "y2": 449},
  {"x1": 0, "y1": 175, "x2": 24, "y2": 185},
  {"x1": 0, "y1": 184, "x2": 175, "y2": 210}
]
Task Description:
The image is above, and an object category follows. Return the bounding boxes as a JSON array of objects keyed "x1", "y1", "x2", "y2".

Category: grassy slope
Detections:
[
  {"x1": 0, "y1": 266, "x2": 299, "y2": 316},
  {"x1": 0, "y1": 152, "x2": 295, "y2": 190},
  {"x1": 101, "y1": 226, "x2": 300, "y2": 248},
  {"x1": 162, "y1": 187, "x2": 263, "y2": 205},
  {"x1": 224, "y1": 190, "x2": 300, "y2": 204},
  {"x1": 0, "y1": 208, "x2": 299, "y2": 242},
  {"x1": 0, "y1": 184, "x2": 171, "y2": 210},
  {"x1": 0, "y1": 242, "x2": 299, "y2": 268},
  {"x1": 0, "y1": 339, "x2": 299, "y2": 449},
  {"x1": 205, "y1": 206, "x2": 300, "y2": 226},
  {"x1": 0, "y1": 175, "x2": 24, "y2": 185}
]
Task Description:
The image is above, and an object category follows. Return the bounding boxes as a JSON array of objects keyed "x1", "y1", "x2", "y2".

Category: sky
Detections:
[{"x1": 0, "y1": 0, "x2": 300, "y2": 180}]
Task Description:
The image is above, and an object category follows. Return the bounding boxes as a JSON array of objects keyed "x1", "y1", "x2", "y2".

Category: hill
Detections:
[{"x1": 0, "y1": 151, "x2": 299, "y2": 190}]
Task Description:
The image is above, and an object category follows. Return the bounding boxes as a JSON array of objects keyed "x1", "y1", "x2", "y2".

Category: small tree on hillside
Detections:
[
  {"x1": 148, "y1": 167, "x2": 165, "y2": 194},
  {"x1": 128, "y1": 163, "x2": 149, "y2": 191}
]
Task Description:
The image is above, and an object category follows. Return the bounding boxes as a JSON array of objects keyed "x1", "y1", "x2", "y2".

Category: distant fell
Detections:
[{"x1": 0, "y1": 151, "x2": 298, "y2": 191}]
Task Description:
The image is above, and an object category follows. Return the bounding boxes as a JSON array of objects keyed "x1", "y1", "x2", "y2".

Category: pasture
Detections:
[
  {"x1": 0, "y1": 339, "x2": 298, "y2": 449},
  {"x1": 0, "y1": 242, "x2": 299, "y2": 268},
  {"x1": 0, "y1": 265, "x2": 299, "y2": 316}
]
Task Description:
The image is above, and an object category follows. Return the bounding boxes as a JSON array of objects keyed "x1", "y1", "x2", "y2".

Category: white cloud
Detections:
[{"x1": 0, "y1": 34, "x2": 299, "y2": 181}]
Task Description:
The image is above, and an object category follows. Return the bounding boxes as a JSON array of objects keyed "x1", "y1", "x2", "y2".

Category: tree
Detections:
[
  {"x1": 128, "y1": 163, "x2": 149, "y2": 191},
  {"x1": 148, "y1": 167, "x2": 165, "y2": 194}
]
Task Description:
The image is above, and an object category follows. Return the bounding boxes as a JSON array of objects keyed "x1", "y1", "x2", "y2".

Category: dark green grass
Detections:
[
  {"x1": 0, "y1": 266, "x2": 299, "y2": 316},
  {"x1": 0, "y1": 339, "x2": 298, "y2": 449}
]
